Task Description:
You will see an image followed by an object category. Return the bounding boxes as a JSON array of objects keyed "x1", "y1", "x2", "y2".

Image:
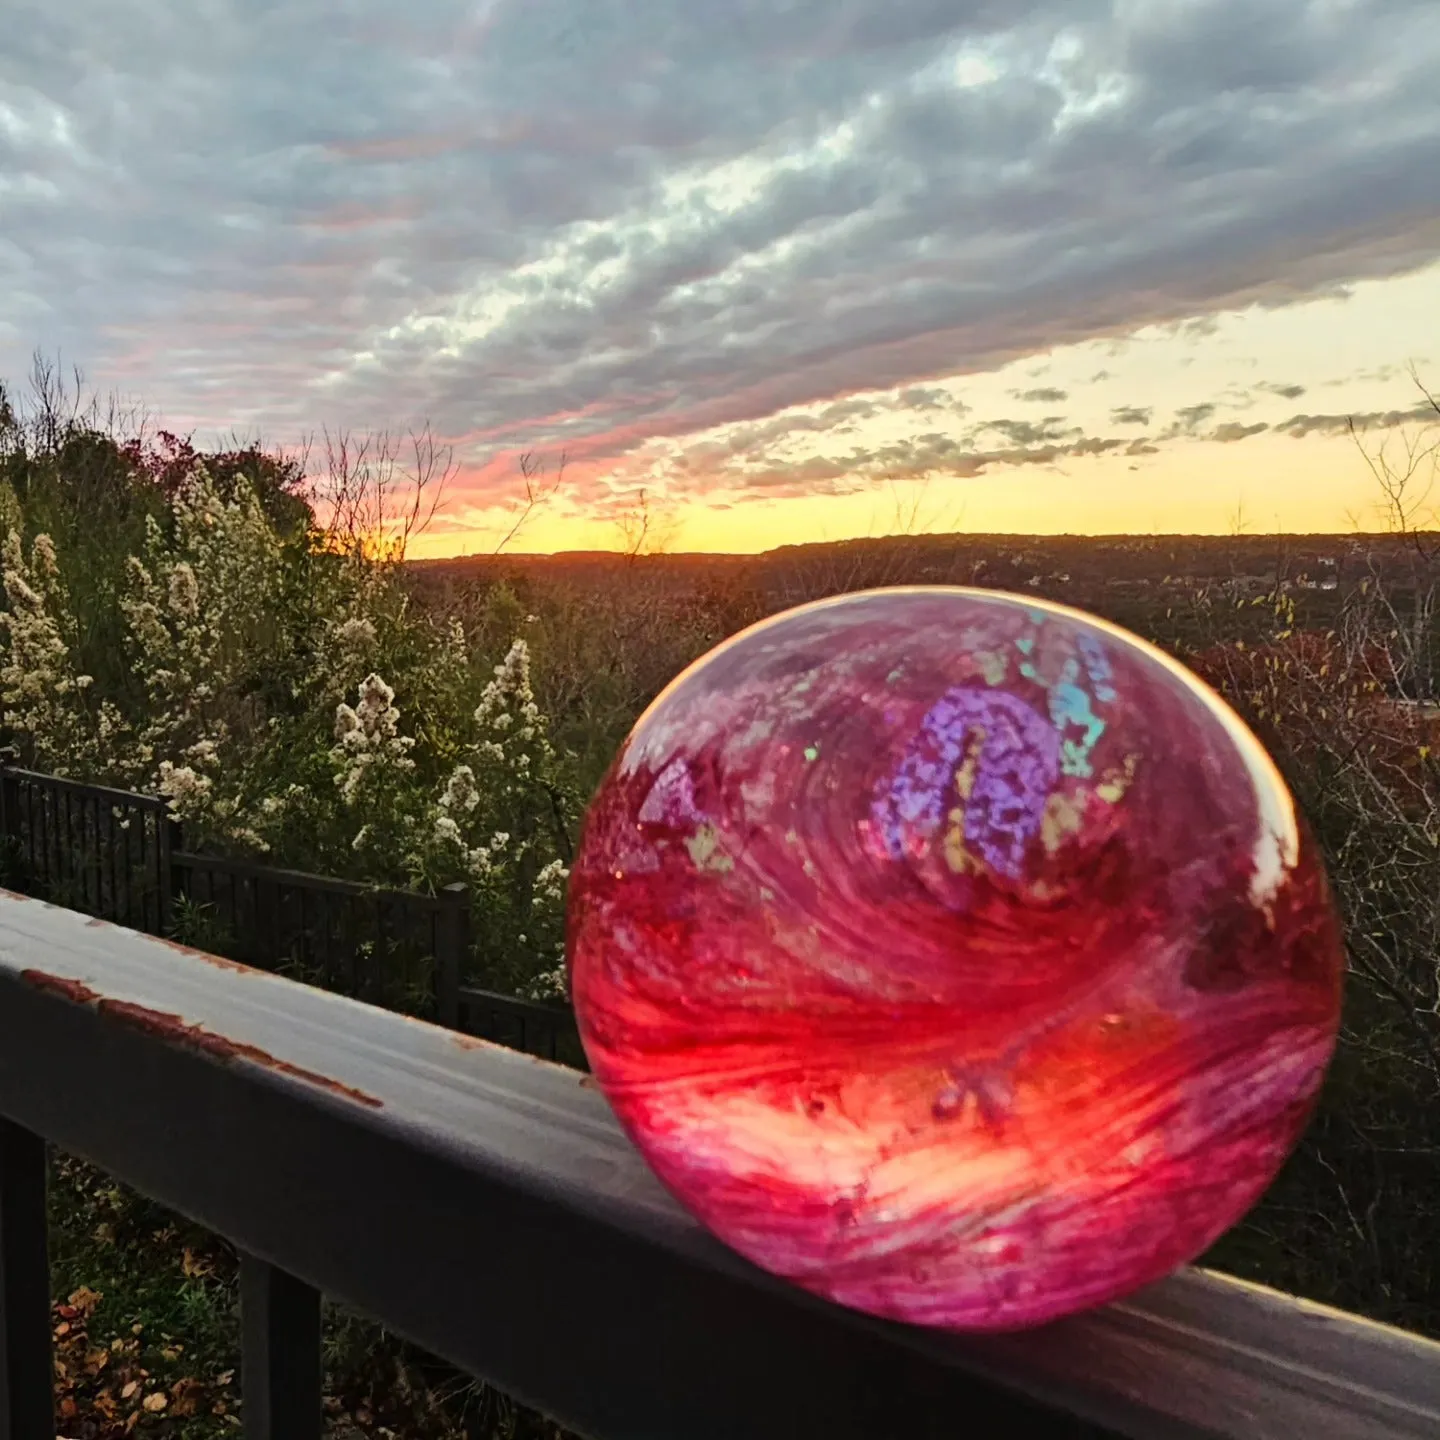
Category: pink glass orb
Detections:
[{"x1": 567, "y1": 587, "x2": 1344, "y2": 1332}]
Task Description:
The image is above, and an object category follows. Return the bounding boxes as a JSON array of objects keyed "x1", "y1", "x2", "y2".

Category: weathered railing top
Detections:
[
  {"x1": 0, "y1": 761, "x2": 169, "y2": 812},
  {"x1": 0, "y1": 891, "x2": 1437, "y2": 1440}
]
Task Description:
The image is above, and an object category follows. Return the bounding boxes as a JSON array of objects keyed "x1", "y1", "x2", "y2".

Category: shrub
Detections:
[{"x1": 0, "y1": 398, "x2": 577, "y2": 1000}]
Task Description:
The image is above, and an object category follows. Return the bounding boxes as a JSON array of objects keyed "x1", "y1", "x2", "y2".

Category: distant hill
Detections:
[{"x1": 409, "y1": 530, "x2": 1435, "y2": 600}]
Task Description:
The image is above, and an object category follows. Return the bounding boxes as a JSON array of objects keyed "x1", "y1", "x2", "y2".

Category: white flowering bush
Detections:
[
  {"x1": 317, "y1": 633, "x2": 574, "y2": 996},
  {"x1": 408, "y1": 636, "x2": 573, "y2": 995},
  {"x1": 119, "y1": 463, "x2": 284, "y2": 789},
  {"x1": 0, "y1": 530, "x2": 123, "y2": 776},
  {"x1": 0, "y1": 443, "x2": 578, "y2": 1001}
]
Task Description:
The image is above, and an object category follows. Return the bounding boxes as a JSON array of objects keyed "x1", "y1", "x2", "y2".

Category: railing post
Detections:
[
  {"x1": 0, "y1": 749, "x2": 14, "y2": 846},
  {"x1": 240, "y1": 1253, "x2": 321, "y2": 1440},
  {"x1": 0, "y1": 1117, "x2": 52, "y2": 1440},
  {"x1": 0, "y1": 750, "x2": 17, "y2": 888},
  {"x1": 156, "y1": 807, "x2": 183, "y2": 937},
  {"x1": 435, "y1": 882, "x2": 469, "y2": 1029}
]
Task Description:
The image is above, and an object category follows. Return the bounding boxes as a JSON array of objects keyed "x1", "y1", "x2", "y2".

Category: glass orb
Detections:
[{"x1": 567, "y1": 587, "x2": 1344, "y2": 1331}]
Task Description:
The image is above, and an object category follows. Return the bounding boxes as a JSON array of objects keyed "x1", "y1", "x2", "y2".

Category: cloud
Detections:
[
  {"x1": 1163, "y1": 403, "x2": 1219, "y2": 437},
  {"x1": 1110, "y1": 405, "x2": 1152, "y2": 425},
  {"x1": 1, "y1": 0, "x2": 1439, "y2": 517},
  {"x1": 977, "y1": 416, "x2": 1075, "y2": 446},
  {"x1": 897, "y1": 385, "x2": 967, "y2": 412},
  {"x1": 707, "y1": 427, "x2": 1137, "y2": 501},
  {"x1": 1211, "y1": 420, "x2": 1269, "y2": 442},
  {"x1": 1012, "y1": 386, "x2": 1069, "y2": 402},
  {"x1": 1277, "y1": 402, "x2": 1438, "y2": 438},
  {"x1": 1257, "y1": 381, "x2": 1306, "y2": 400},
  {"x1": 652, "y1": 401, "x2": 1161, "y2": 503}
]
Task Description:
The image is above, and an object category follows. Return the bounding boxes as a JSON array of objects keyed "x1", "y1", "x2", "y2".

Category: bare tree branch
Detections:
[{"x1": 494, "y1": 450, "x2": 567, "y2": 556}]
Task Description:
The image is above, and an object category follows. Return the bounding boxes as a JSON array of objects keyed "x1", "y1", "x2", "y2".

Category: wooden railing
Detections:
[{"x1": 1, "y1": 894, "x2": 1438, "y2": 1439}]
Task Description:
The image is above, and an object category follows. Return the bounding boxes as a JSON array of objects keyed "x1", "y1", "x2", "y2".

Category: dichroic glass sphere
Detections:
[{"x1": 567, "y1": 587, "x2": 1344, "y2": 1332}]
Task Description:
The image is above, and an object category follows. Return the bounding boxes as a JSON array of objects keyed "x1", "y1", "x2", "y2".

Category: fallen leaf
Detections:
[
  {"x1": 170, "y1": 1379, "x2": 204, "y2": 1418},
  {"x1": 120, "y1": 1380, "x2": 139, "y2": 1400},
  {"x1": 181, "y1": 1247, "x2": 214, "y2": 1278},
  {"x1": 143, "y1": 1392, "x2": 168, "y2": 1413}
]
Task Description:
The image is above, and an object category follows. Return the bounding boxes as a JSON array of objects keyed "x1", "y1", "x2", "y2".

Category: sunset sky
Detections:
[{"x1": 2, "y1": 0, "x2": 1438, "y2": 555}]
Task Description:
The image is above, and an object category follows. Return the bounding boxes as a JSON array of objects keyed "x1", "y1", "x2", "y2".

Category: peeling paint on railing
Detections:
[{"x1": 19, "y1": 967, "x2": 384, "y2": 1108}]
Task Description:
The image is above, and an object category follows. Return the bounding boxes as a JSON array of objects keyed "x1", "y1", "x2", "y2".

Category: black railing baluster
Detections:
[
  {"x1": 125, "y1": 805, "x2": 138, "y2": 929},
  {"x1": 27, "y1": 787, "x2": 41, "y2": 891},
  {"x1": 30, "y1": 787, "x2": 42, "y2": 893},
  {"x1": 295, "y1": 884, "x2": 309, "y2": 977},
  {"x1": 156, "y1": 810, "x2": 181, "y2": 938},
  {"x1": 106, "y1": 803, "x2": 120, "y2": 923},
  {"x1": 270, "y1": 879, "x2": 285, "y2": 971},
  {"x1": 81, "y1": 793, "x2": 93, "y2": 913},
  {"x1": 239, "y1": 1253, "x2": 321, "y2": 1440},
  {"x1": 436, "y1": 884, "x2": 468, "y2": 1029},
  {"x1": 117, "y1": 805, "x2": 129, "y2": 927},
  {"x1": 143, "y1": 808, "x2": 157, "y2": 934},
  {"x1": 18, "y1": 787, "x2": 29, "y2": 891},
  {"x1": 82, "y1": 794, "x2": 92, "y2": 908},
  {"x1": 0, "y1": 750, "x2": 12, "y2": 871},
  {"x1": 54, "y1": 787, "x2": 66, "y2": 897},
  {"x1": 23, "y1": 786, "x2": 34, "y2": 891},
  {"x1": 372, "y1": 894, "x2": 388, "y2": 1006},
  {"x1": 62, "y1": 787, "x2": 74, "y2": 900},
  {"x1": 46, "y1": 787, "x2": 58, "y2": 895},
  {"x1": 90, "y1": 795, "x2": 103, "y2": 916},
  {"x1": 0, "y1": 1118, "x2": 52, "y2": 1440},
  {"x1": 341, "y1": 895, "x2": 359, "y2": 993},
  {"x1": 231, "y1": 869, "x2": 243, "y2": 960},
  {"x1": 315, "y1": 888, "x2": 332, "y2": 986}
]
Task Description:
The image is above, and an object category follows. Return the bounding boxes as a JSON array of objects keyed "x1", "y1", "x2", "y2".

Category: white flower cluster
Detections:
[
  {"x1": 120, "y1": 465, "x2": 284, "y2": 793},
  {"x1": 332, "y1": 672, "x2": 417, "y2": 805},
  {"x1": 430, "y1": 817, "x2": 512, "y2": 878},
  {"x1": 534, "y1": 856, "x2": 569, "y2": 905},
  {"x1": 0, "y1": 530, "x2": 120, "y2": 776},
  {"x1": 524, "y1": 945, "x2": 570, "y2": 1002},
  {"x1": 156, "y1": 760, "x2": 212, "y2": 814},
  {"x1": 334, "y1": 615, "x2": 377, "y2": 655},
  {"x1": 309, "y1": 612, "x2": 380, "y2": 706},
  {"x1": 438, "y1": 762, "x2": 481, "y2": 814},
  {"x1": 471, "y1": 638, "x2": 553, "y2": 775},
  {"x1": 430, "y1": 760, "x2": 512, "y2": 878},
  {"x1": 415, "y1": 636, "x2": 572, "y2": 913}
]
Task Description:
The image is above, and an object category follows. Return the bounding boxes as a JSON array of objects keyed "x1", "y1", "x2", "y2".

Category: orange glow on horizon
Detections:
[{"x1": 406, "y1": 427, "x2": 1414, "y2": 560}]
